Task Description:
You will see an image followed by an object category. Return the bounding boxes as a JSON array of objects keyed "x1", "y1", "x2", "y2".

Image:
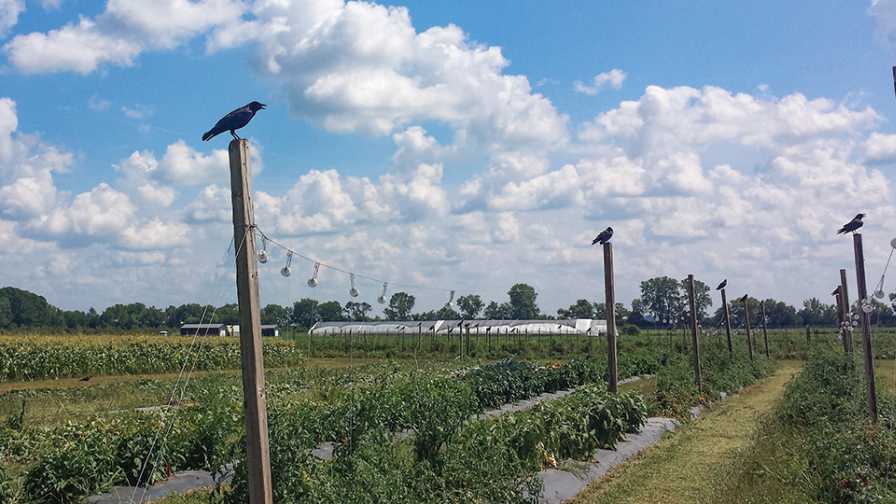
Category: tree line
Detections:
[{"x1": 2, "y1": 278, "x2": 895, "y2": 332}]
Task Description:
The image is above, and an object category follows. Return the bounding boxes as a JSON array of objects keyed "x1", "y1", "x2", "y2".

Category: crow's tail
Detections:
[{"x1": 201, "y1": 129, "x2": 218, "y2": 141}]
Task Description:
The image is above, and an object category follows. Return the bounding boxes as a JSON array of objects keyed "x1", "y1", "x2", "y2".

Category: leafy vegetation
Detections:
[{"x1": 775, "y1": 349, "x2": 896, "y2": 503}]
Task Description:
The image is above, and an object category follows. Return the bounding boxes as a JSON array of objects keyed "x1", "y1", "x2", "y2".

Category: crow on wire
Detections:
[
  {"x1": 837, "y1": 213, "x2": 865, "y2": 235},
  {"x1": 592, "y1": 227, "x2": 613, "y2": 245},
  {"x1": 202, "y1": 101, "x2": 267, "y2": 141},
  {"x1": 716, "y1": 279, "x2": 727, "y2": 290}
]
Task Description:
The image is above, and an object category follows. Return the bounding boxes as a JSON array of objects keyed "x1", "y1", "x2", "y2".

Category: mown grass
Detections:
[{"x1": 570, "y1": 362, "x2": 800, "y2": 504}]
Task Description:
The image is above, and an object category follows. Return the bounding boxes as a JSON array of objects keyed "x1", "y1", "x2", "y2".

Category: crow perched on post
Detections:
[
  {"x1": 592, "y1": 227, "x2": 613, "y2": 245},
  {"x1": 716, "y1": 279, "x2": 727, "y2": 290},
  {"x1": 202, "y1": 101, "x2": 266, "y2": 141},
  {"x1": 837, "y1": 214, "x2": 865, "y2": 235},
  {"x1": 739, "y1": 294, "x2": 749, "y2": 303}
]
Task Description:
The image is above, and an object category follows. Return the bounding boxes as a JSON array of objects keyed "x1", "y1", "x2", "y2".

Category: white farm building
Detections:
[{"x1": 309, "y1": 319, "x2": 607, "y2": 336}]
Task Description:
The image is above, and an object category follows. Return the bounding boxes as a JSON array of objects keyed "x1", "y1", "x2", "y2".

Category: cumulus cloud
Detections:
[
  {"x1": 573, "y1": 68, "x2": 627, "y2": 95},
  {"x1": 4, "y1": 0, "x2": 246, "y2": 74},
  {"x1": 0, "y1": 0, "x2": 24, "y2": 38}
]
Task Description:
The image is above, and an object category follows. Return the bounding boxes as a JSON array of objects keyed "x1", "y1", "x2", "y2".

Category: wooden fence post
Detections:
[
  {"x1": 853, "y1": 233, "x2": 878, "y2": 422},
  {"x1": 603, "y1": 242, "x2": 619, "y2": 393},
  {"x1": 760, "y1": 300, "x2": 770, "y2": 358},
  {"x1": 743, "y1": 297, "x2": 754, "y2": 361},
  {"x1": 721, "y1": 288, "x2": 733, "y2": 354},
  {"x1": 840, "y1": 269, "x2": 854, "y2": 358},
  {"x1": 228, "y1": 139, "x2": 273, "y2": 504},
  {"x1": 686, "y1": 274, "x2": 703, "y2": 388}
]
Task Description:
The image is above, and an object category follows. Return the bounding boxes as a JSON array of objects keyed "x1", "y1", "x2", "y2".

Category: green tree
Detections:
[
  {"x1": 639, "y1": 276, "x2": 685, "y2": 327},
  {"x1": 344, "y1": 301, "x2": 372, "y2": 321},
  {"x1": 484, "y1": 301, "x2": 511, "y2": 319},
  {"x1": 798, "y1": 297, "x2": 837, "y2": 326},
  {"x1": 317, "y1": 301, "x2": 345, "y2": 322},
  {"x1": 0, "y1": 296, "x2": 11, "y2": 329},
  {"x1": 507, "y1": 283, "x2": 539, "y2": 319},
  {"x1": 384, "y1": 292, "x2": 415, "y2": 320},
  {"x1": 678, "y1": 278, "x2": 712, "y2": 320},
  {"x1": 456, "y1": 294, "x2": 484, "y2": 319},
  {"x1": 557, "y1": 299, "x2": 594, "y2": 319},
  {"x1": 261, "y1": 304, "x2": 290, "y2": 327},
  {"x1": 291, "y1": 298, "x2": 319, "y2": 328}
]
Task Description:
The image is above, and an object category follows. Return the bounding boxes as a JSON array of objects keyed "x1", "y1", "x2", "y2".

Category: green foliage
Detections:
[
  {"x1": 0, "y1": 335, "x2": 303, "y2": 381},
  {"x1": 777, "y1": 349, "x2": 896, "y2": 503}
]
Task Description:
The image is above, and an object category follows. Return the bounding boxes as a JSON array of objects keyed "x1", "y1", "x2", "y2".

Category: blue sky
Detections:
[{"x1": 1, "y1": 0, "x2": 895, "y2": 314}]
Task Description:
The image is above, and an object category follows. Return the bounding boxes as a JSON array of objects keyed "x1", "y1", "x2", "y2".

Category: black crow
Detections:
[
  {"x1": 716, "y1": 279, "x2": 727, "y2": 291},
  {"x1": 591, "y1": 227, "x2": 613, "y2": 245},
  {"x1": 837, "y1": 213, "x2": 865, "y2": 235},
  {"x1": 739, "y1": 294, "x2": 749, "y2": 303},
  {"x1": 202, "y1": 101, "x2": 266, "y2": 141}
]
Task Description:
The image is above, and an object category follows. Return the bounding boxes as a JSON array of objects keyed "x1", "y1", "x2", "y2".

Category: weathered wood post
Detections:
[
  {"x1": 853, "y1": 233, "x2": 878, "y2": 422},
  {"x1": 603, "y1": 242, "x2": 619, "y2": 393},
  {"x1": 228, "y1": 139, "x2": 273, "y2": 504},
  {"x1": 686, "y1": 274, "x2": 703, "y2": 388},
  {"x1": 721, "y1": 288, "x2": 733, "y2": 354},
  {"x1": 840, "y1": 269, "x2": 854, "y2": 358},
  {"x1": 760, "y1": 300, "x2": 770, "y2": 358},
  {"x1": 743, "y1": 296, "x2": 754, "y2": 361}
]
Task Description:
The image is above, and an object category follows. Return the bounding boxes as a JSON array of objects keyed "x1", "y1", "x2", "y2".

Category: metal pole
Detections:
[{"x1": 760, "y1": 300, "x2": 770, "y2": 358}]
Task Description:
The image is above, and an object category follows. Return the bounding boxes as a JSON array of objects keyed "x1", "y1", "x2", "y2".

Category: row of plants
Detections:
[
  {"x1": 226, "y1": 383, "x2": 648, "y2": 503},
  {"x1": 0, "y1": 356, "x2": 645, "y2": 503},
  {"x1": 652, "y1": 347, "x2": 773, "y2": 418},
  {"x1": 776, "y1": 349, "x2": 896, "y2": 503},
  {"x1": 0, "y1": 336, "x2": 304, "y2": 381}
]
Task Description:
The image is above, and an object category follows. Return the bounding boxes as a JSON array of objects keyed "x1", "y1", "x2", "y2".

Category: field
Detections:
[{"x1": 0, "y1": 327, "x2": 894, "y2": 503}]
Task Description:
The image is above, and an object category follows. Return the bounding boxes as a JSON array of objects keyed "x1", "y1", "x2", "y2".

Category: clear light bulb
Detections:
[
  {"x1": 349, "y1": 273, "x2": 359, "y2": 298},
  {"x1": 307, "y1": 262, "x2": 321, "y2": 288},
  {"x1": 257, "y1": 237, "x2": 268, "y2": 264},
  {"x1": 862, "y1": 302, "x2": 874, "y2": 314},
  {"x1": 852, "y1": 320, "x2": 859, "y2": 327},
  {"x1": 281, "y1": 252, "x2": 293, "y2": 278},
  {"x1": 874, "y1": 289, "x2": 885, "y2": 300},
  {"x1": 890, "y1": 237, "x2": 896, "y2": 249}
]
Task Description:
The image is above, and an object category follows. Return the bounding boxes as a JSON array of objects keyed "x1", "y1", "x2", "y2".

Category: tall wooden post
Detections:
[
  {"x1": 228, "y1": 139, "x2": 273, "y2": 504},
  {"x1": 840, "y1": 269, "x2": 853, "y2": 357},
  {"x1": 760, "y1": 301, "x2": 770, "y2": 358},
  {"x1": 721, "y1": 288, "x2": 733, "y2": 354},
  {"x1": 603, "y1": 243, "x2": 619, "y2": 393},
  {"x1": 686, "y1": 274, "x2": 702, "y2": 388},
  {"x1": 743, "y1": 297, "x2": 754, "y2": 361},
  {"x1": 853, "y1": 233, "x2": 878, "y2": 422}
]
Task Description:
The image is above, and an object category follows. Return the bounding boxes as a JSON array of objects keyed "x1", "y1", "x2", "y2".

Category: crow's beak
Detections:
[{"x1": 260, "y1": 103, "x2": 267, "y2": 109}]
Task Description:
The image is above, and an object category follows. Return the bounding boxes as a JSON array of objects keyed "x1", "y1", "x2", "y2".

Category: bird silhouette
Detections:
[
  {"x1": 716, "y1": 279, "x2": 727, "y2": 290},
  {"x1": 739, "y1": 294, "x2": 749, "y2": 303},
  {"x1": 837, "y1": 213, "x2": 865, "y2": 235},
  {"x1": 202, "y1": 101, "x2": 266, "y2": 141},
  {"x1": 592, "y1": 227, "x2": 613, "y2": 245}
]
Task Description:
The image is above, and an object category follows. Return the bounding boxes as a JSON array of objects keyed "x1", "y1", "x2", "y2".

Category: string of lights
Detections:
[
  {"x1": 872, "y1": 237, "x2": 896, "y2": 300},
  {"x1": 255, "y1": 226, "x2": 456, "y2": 306}
]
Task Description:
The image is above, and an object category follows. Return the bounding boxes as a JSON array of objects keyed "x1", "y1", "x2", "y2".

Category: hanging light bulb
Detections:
[
  {"x1": 257, "y1": 237, "x2": 268, "y2": 264},
  {"x1": 281, "y1": 251, "x2": 293, "y2": 277},
  {"x1": 446, "y1": 290, "x2": 455, "y2": 307},
  {"x1": 862, "y1": 301, "x2": 874, "y2": 314},
  {"x1": 349, "y1": 273, "x2": 359, "y2": 298},
  {"x1": 874, "y1": 288, "x2": 885, "y2": 300},
  {"x1": 377, "y1": 282, "x2": 388, "y2": 304},
  {"x1": 890, "y1": 237, "x2": 896, "y2": 249},
  {"x1": 307, "y1": 262, "x2": 321, "y2": 287}
]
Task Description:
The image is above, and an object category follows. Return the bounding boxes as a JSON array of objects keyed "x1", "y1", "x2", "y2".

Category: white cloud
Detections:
[
  {"x1": 121, "y1": 103, "x2": 153, "y2": 120},
  {"x1": 0, "y1": 0, "x2": 23, "y2": 38},
  {"x1": 573, "y1": 68, "x2": 627, "y2": 95},
  {"x1": 88, "y1": 94, "x2": 112, "y2": 111},
  {"x1": 3, "y1": 0, "x2": 246, "y2": 74}
]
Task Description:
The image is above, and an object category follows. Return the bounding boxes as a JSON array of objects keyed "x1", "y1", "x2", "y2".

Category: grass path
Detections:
[{"x1": 570, "y1": 362, "x2": 802, "y2": 504}]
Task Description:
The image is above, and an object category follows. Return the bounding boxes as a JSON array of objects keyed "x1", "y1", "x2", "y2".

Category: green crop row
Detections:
[
  {"x1": 777, "y1": 349, "x2": 896, "y2": 503},
  {"x1": 226, "y1": 384, "x2": 648, "y2": 504},
  {"x1": 0, "y1": 337, "x2": 303, "y2": 381}
]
